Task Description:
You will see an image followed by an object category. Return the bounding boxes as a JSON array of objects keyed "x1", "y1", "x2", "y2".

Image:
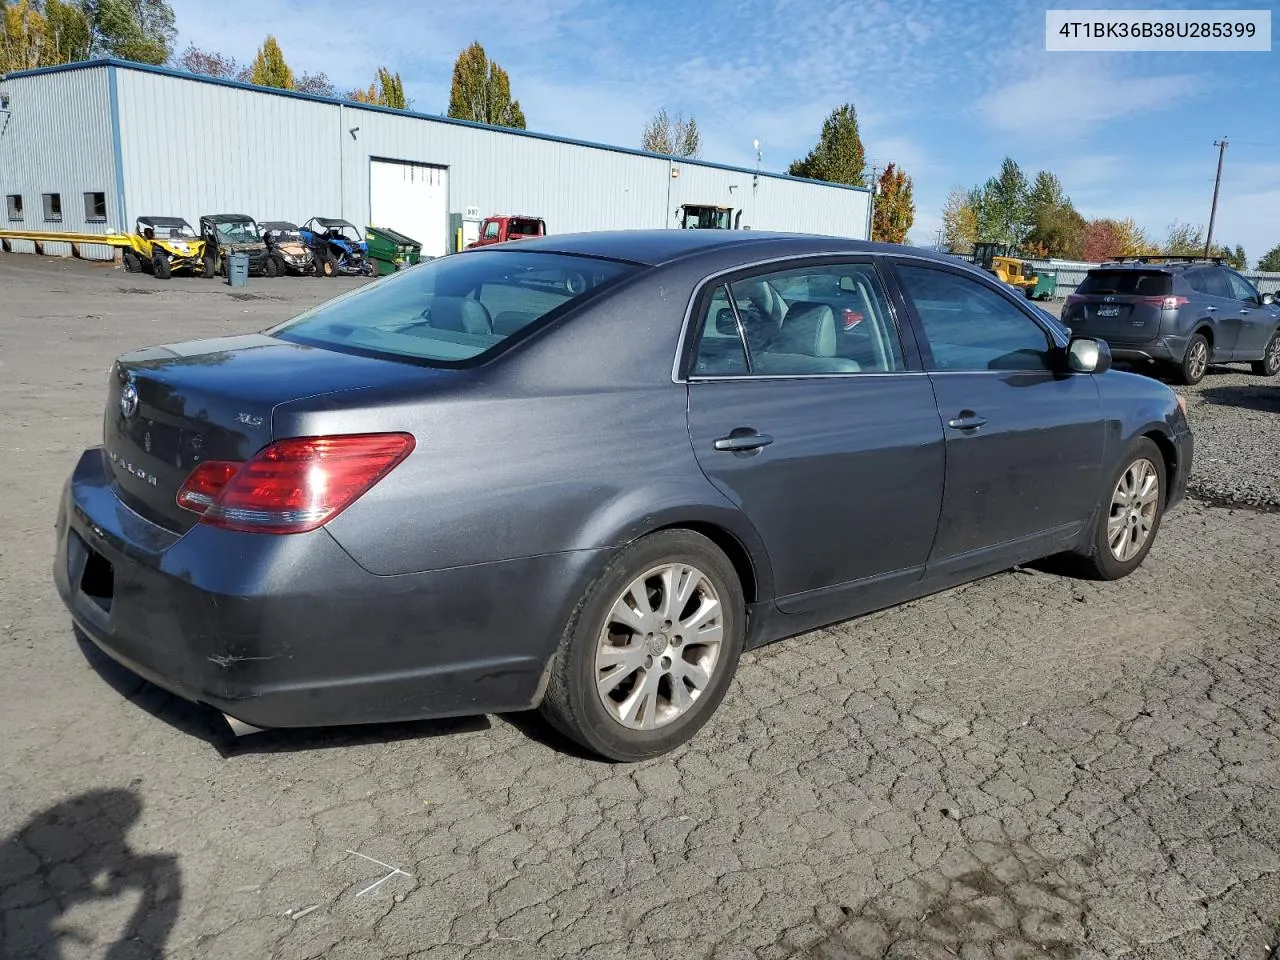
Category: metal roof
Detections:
[{"x1": 2, "y1": 58, "x2": 870, "y2": 195}]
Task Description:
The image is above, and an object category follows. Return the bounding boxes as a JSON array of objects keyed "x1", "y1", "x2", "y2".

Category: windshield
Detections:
[
  {"x1": 317, "y1": 222, "x2": 361, "y2": 242},
  {"x1": 271, "y1": 251, "x2": 640, "y2": 365},
  {"x1": 142, "y1": 221, "x2": 193, "y2": 238},
  {"x1": 215, "y1": 220, "x2": 258, "y2": 243}
]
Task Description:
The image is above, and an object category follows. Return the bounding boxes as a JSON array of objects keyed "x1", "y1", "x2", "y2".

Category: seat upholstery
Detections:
[
  {"x1": 430, "y1": 297, "x2": 493, "y2": 334},
  {"x1": 754, "y1": 302, "x2": 861, "y2": 374}
]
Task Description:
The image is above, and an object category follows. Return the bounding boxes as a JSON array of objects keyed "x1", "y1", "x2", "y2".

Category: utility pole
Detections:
[{"x1": 1204, "y1": 138, "x2": 1228, "y2": 259}]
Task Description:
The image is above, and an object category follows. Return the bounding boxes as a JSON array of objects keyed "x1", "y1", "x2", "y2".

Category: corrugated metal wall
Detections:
[
  {"x1": 0, "y1": 65, "x2": 117, "y2": 258},
  {"x1": 113, "y1": 67, "x2": 868, "y2": 251}
]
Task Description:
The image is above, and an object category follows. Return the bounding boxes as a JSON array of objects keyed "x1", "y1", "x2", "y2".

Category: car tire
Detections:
[
  {"x1": 1250, "y1": 331, "x2": 1280, "y2": 377},
  {"x1": 154, "y1": 254, "x2": 171, "y2": 279},
  {"x1": 1176, "y1": 332, "x2": 1210, "y2": 385},
  {"x1": 202, "y1": 255, "x2": 216, "y2": 279},
  {"x1": 122, "y1": 250, "x2": 141, "y2": 273},
  {"x1": 263, "y1": 255, "x2": 279, "y2": 278},
  {"x1": 321, "y1": 255, "x2": 337, "y2": 278},
  {"x1": 1070, "y1": 437, "x2": 1166, "y2": 581},
  {"x1": 539, "y1": 529, "x2": 745, "y2": 761}
]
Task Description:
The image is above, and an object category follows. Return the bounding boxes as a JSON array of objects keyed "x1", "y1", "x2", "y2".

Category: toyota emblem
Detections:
[{"x1": 119, "y1": 381, "x2": 139, "y2": 419}]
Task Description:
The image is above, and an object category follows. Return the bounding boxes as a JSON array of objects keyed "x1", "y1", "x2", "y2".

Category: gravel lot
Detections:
[{"x1": 1, "y1": 254, "x2": 1278, "y2": 960}]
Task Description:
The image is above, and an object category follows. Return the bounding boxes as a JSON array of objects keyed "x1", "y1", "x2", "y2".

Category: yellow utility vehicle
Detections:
[
  {"x1": 972, "y1": 242, "x2": 1058, "y2": 300},
  {"x1": 119, "y1": 216, "x2": 205, "y2": 278}
]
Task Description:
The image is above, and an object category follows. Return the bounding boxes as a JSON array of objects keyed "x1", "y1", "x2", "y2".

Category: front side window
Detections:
[
  {"x1": 42, "y1": 192, "x2": 61, "y2": 221},
  {"x1": 483, "y1": 221, "x2": 500, "y2": 239},
  {"x1": 897, "y1": 264, "x2": 1052, "y2": 372},
  {"x1": 1226, "y1": 270, "x2": 1259, "y2": 303},
  {"x1": 84, "y1": 191, "x2": 107, "y2": 222},
  {"x1": 5, "y1": 194, "x2": 21, "y2": 221},
  {"x1": 272, "y1": 250, "x2": 639, "y2": 366},
  {"x1": 692, "y1": 262, "x2": 905, "y2": 376}
]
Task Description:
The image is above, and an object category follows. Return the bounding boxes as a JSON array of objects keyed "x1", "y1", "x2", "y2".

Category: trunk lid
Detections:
[
  {"x1": 1065, "y1": 270, "x2": 1171, "y2": 344},
  {"x1": 103, "y1": 334, "x2": 448, "y2": 533}
]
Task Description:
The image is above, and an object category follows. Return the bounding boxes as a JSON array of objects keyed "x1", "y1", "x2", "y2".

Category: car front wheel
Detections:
[
  {"x1": 539, "y1": 530, "x2": 745, "y2": 761},
  {"x1": 1071, "y1": 437, "x2": 1166, "y2": 580},
  {"x1": 1251, "y1": 331, "x2": 1280, "y2": 377}
]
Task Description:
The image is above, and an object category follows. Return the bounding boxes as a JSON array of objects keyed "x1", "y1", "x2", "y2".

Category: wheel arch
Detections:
[{"x1": 1142, "y1": 427, "x2": 1180, "y2": 494}]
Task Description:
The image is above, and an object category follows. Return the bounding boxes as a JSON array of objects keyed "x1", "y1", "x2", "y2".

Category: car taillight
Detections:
[
  {"x1": 1064, "y1": 294, "x2": 1085, "y2": 308},
  {"x1": 175, "y1": 433, "x2": 415, "y2": 534},
  {"x1": 1141, "y1": 296, "x2": 1189, "y2": 310}
]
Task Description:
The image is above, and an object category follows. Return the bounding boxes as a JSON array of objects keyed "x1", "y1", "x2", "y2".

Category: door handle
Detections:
[
  {"x1": 1205, "y1": 305, "x2": 1217, "y2": 312},
  {"x1": 947, "y1": 414, "x2": 988, "y2": 431},
  {"x1": 713, "y1": 431, "x2": 774, "y2": 452}
]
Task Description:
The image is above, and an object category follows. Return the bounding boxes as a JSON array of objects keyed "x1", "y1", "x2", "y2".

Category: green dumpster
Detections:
[
  {"x1": 366, "y1": 225, "x2": 423, "y2": 276},
  {"x1": 1030, "y1": 269, "x2": 1058, "y2": 300}
]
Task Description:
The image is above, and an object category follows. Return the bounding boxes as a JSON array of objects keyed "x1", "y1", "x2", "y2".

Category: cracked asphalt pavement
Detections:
[{"x1": 1, "y1": 256, "x2": 1277, "y2": 959}]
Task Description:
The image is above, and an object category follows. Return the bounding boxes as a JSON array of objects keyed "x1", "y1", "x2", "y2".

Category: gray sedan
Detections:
[{"x1": 54, "y1": 231, "x2": 1193, "y2": 760}]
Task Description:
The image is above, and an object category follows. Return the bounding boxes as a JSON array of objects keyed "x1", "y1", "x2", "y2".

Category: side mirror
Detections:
[
  {"x1": 1066, "y1": 337, "x2": 1111, "y2": 374},
  {"x1": 1261, "y1": 292, "x2": 1275, "y2": 306}
]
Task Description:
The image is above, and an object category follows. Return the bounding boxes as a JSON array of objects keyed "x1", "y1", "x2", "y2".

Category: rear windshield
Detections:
[
  {"x1": 270, "y1": 250, "x2": 639, "y2": 365},
  {"x1": 1077, "y1": 270, "x2": 1171, "y2": 296},
  {"x1": 509, "y1": 219, "x2": 543, "y2": 237}
]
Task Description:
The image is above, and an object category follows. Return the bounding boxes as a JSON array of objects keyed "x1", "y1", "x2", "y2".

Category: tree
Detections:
[
  {"x1": 348, "y1": 67, "x2": 408, "y2": 108},
  {"x1": 1228, "y1": 244, "x2": 1247, "y2": 270},
  {"x1": 1082, "y1": 219, "x2": 1125, "y2": 262},
  {"x1": 971, "y1": 157, "x2": 1031, "y2": 246},
  {"x1": 640, "y1": 108, "x2": 701, "y2": 158},
  {"x1": 789, "y1": 103, "x2": 866, "y2": 186},
  {"x1": 940, "y1": 187, "x2": 978, "y2": 253},
  {"x1": 447, "y1": 41, "x2": 525, "y2": 128},
  {"x1": 247, "y1": 35, "x2": 294, "y2": 90},
  {"x1": 1026, "y1": 202, "x2": 1086, "y2": 260},
  {"x1": 871, "y1": 163, "x2": 914, "y2": 244},
  {"x1": 1164, "y1": 221, "x2": 1204, "y2": 257},
  {"x1": 83, "y1": 0, "x2": 175, "y2": 64},
  {"x1": 1114, "y1": 217, "x2": 1157, "y2": 257},
  {"x1": 174, "y1": 43, "x2": 238, "y2": 78},
  {"x1": 1027, "y1": 170, "x2": 1065, "y2": 220},
  {"x1": 1, "y1": 0, "x2": 49, "y2": 71},
  {"x1": 1259, "y1": 244, "x2": 1280, "y2": 272},
  {"x1": 296, "y1": 72, "x2": 336, "y2": 97},
  {"x1": 44, "y1": 0, "x2": 90, "y2": 62}
]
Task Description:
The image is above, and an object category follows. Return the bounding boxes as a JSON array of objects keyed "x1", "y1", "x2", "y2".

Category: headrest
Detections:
[
  {"x1": 715, "y1": 307, "x2": 739, "y2": 335},
  {"x1": 430, "y1": 297, "x2": 493, "y2": 334},
  {"x1": 772, "y1": 303, "x2": 836, "y2": 357}
]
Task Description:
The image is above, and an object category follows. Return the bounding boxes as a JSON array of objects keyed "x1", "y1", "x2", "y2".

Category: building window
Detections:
[
  {"x1": 42, "y1": 192, "x2": 62, "y2": 222},
  {"x1": 5, "y1": 194, "x2": 21, "y2": 221},
  {"x1": 84, "y1": 191, "x2": 107, "y2": 222}
]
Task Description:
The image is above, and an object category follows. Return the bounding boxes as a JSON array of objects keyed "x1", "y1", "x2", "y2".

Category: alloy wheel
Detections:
[
  {"x1": 1187, "y1": 340, "x2": 1208, "y2": 381},
  {"x1": 1107, "y1": 458, "x2": 1160, "y2": 562},
  {"x1": 594, "y1": 563, "x2": 724, "y2": 731},
  {"x1": 1267, "y1": 336, "x2": 1280, "y2": 374}
]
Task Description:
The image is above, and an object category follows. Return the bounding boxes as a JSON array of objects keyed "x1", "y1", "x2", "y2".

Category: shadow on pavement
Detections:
[
  {"x1": 0, "y1": 789, "x2": 181, "y2": 960},
  {"x1": 1200, "y1": 384, "x2": 1280, "y2": 414},
  {"x1": 73, "y1": 626, "x2": 490, "y2": 757}
]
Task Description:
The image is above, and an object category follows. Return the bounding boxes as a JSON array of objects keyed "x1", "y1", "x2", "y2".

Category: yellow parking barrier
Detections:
[{"x1": 0, "y1": 229, "x2": 130, "y2": 259}]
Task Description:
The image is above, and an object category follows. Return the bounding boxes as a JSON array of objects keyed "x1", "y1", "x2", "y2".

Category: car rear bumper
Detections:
[
  {"x1": 1107, "y1": 334, "x2": 1187, "y2": 364},
  {"x1": 54, "y1": 448, "x2": 602, "y2": 731}
]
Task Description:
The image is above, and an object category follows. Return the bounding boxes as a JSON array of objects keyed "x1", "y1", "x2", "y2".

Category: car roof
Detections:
[
  {"x1": 488, "y1": 229, "x2": 958, "y2": 268},
  {"x1": 314, "y1": 218, "x2": 355, "y2": 227},
  {"x1": 205, "y1": 213, "x2": 255, "y2": 222},
  {"x1": 137, "y1": 216, "x2": 188, "y2": 226},
  {"x1": 260, "y1": 221, "x2": 298, "y2": 229},
  {"x1": 1092, "y1": 260, "x2": 1221, "y2": 272}
]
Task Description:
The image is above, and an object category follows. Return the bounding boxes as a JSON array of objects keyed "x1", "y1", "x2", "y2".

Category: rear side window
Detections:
[
  {"x1": 271, "y1": 250, "x2": 639, "y2": 366},
  {"x1": 1077, "y1": 270, "x2": 1171, "y2": 296}
]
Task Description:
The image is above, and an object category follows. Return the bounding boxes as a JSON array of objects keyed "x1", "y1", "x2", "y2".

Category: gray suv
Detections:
[{"x1": 1063, "y1": 258, "x2": 1280, "y2": 385}]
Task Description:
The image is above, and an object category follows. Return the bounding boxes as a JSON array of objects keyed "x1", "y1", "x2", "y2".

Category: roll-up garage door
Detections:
[{"x1": 369, "y1": 159, "x2": 449, "y2": 258}]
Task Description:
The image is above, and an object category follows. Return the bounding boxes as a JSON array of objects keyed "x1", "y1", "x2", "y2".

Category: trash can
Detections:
[
  {"x1": 227, "y1": 252, "x2": 250, "y2": 288},
  {"x1": 366, "y1": 226, "x2": 422, "y2": 277}
]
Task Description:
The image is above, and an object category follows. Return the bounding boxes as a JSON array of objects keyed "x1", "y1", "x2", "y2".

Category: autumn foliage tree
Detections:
[
  {"x1": 941, "y1": 188, "x2": 978, "y2": 253},
  {"x1": 871, "y1": 163, "x2": 914, "y2": 244},
  {"x1": 247, "y1": 35, "x2": 294, "y2": 90},
  {"x1": 641, "y1": 108, "x2": 701, "y2": 158},
  {"x1": 348, "y1": 67, "x2": 408, "y2": 109},
  {"x1": 174, "y1": 42, "x2": 238, "y2": 78},
  {"x1": 447, "y1": 42, "x2": 525, "y2": 128}
]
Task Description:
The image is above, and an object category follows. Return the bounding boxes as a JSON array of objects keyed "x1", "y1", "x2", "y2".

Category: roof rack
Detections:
[{"x1": 1106, "y1": 255, "x2": 1225, "y2": 266}]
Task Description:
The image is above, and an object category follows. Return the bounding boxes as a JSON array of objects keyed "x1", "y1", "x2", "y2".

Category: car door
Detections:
[
  {"x1": 889, "y1": 260, "x2": 1106, "y2": 575},
  {"x1": 1200, "y1": 268, "x2": 1242, "y2": 358},
  {"x1": 684, "y1": 259, "x2": 945, "y2": 614},
  {"x1": 1225, "y1": 269, "x2": 1272, "y2": 358}
]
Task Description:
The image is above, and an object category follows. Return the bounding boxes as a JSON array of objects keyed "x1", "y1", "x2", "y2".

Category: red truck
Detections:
[{"x1": 466, "y1": 215, "x2": 547, "y2": 249}]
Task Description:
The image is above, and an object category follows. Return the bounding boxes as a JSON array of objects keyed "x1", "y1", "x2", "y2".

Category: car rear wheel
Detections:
[
  {"x1": 1070, "y1": 437, "x2": 1166, "y2": 581},
  {"x1": 539, "y1": 530, "x2": 745, "y2": 761},
  {"x1": 122, "y1": 250, "x2": 141, "y2": 273},
  {"x1": 1251, "y1": 331, "x2": 1280, "y2": 377},
  {"x1": 1177, "y1": 332, "x2": 1209, "y2": 385}
]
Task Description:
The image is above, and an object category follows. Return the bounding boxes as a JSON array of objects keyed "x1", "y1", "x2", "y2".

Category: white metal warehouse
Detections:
[{"x1": 0, "y1": 59, "x2": 870, "y2": 260}]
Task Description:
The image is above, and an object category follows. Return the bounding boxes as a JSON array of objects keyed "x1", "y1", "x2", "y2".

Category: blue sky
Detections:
[{"x1": 172, "y1": 0, "x2": 1280, "y2": 263}]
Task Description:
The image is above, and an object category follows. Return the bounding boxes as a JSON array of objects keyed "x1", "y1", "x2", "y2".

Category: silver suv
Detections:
[{"x1": 1063, "y1": 257, "x2": 1280, "y2": 385}]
